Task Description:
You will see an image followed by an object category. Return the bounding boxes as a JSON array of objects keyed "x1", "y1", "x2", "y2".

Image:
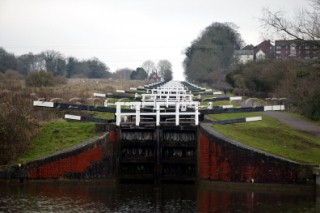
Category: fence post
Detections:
[
  {"x1": 116, "y1": 103, "x2": 121, "y2": 126},
  {"x1": 135, "y1": 104, "x2": 140, "y2": 126},
  {"x1": 176, "y1": 102, "x2": 180, "y2": 126},
  {"x1": 195, "y1": 104, "x2": 199, "y2": 125},
  {"x1": 156, "y1": 103, "x2": 160, "y2": 126}
]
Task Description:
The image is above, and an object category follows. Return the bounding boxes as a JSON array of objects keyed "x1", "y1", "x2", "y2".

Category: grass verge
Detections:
[
  {"x1": 91, "y1": 112, "x2": 115, "y2": 120},
  {"x1": 209, "y1": 112, "x2": 320, "y2": 164},
  {"x1": 17, "y1": 121, "x2": 99, "y2": 163}
]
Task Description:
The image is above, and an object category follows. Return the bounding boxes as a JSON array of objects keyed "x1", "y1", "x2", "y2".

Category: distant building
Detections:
[
  {"x1": 234, "y1": 39, "x2": 319, "y2": 64},
  {"x1": 234, "y1": 45, "x2": 254, "y2": 64},
  {"x1": 234, "y1": 41, "x2": 275, "y2": 64},
  {"x1": 255, "y1": 50, "x2": 266, "y2": 61},
  {"x1": 275, "y1": 40, "x2": 319, "y2": 60},
  {"x1": 243, "y1": 44, "x2": 255, "y2": 51},
  {"x1": 254, "y1": 40, "x2": 274, "y2": 60}
]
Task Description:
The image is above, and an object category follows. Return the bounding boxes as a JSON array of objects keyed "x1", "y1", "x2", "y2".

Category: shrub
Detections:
[
  {"x1": 53, "y1": 75, "x2": 67, "y2": 85},
  {"x1": 26, "y1": 70, "x2": 56, "y2": 87},
  {"x1": 0, "y1": 102, "x2": 39, "y2": 164},
  {"x1": 25, "y1": 71, "x2": 66, "y2": 87},
  {"x1": 227, "y1": 60, "x2": 320, "y2": 120},
  {"x1": 4, "y1": 69, "x2": 23, "y2": 80},
  {"x1": 302, "y1": 90, "x2": 320, "y2": 121}
]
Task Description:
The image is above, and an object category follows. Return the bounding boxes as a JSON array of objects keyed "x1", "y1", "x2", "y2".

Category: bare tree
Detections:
[
  {"x1": 141, "y1": 60, "x2": 156, "y2": 74},
  {"x1": 260, "y1": 0, "x2": 320, "y2": 46},
  {"x1": 41, "y1": 50, "x2": 66, "y2": 76},
  {"x1": 157, "y1": 60, "x2": 172, "y2": 80},
  {"x1": 310, "y1": 0, "x2": 320, "y2": 10}
]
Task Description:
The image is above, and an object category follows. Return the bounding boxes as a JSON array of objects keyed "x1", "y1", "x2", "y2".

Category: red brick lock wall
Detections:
[
  {"x1": 198, "y1": 126, "x2": 312, "y2": 183},
  {"x1": 28, "y1": 145, "x2": 103, "y2": 179}
]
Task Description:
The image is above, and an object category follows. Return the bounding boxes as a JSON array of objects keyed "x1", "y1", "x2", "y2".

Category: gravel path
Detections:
[
  {"x1": 263, "y1": 111, "x2": 320, "y2": 138},
  {"x1": 239, "y1": 99, "x2": 320, "y2": 138}
]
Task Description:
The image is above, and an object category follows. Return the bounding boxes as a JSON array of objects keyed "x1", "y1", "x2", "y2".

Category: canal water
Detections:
[{"x1": 0, "y1": 182, "x2": 316, "y2": 213}]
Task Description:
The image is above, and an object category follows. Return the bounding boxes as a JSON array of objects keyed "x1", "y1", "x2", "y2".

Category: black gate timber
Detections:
[{"x1": 118, "y1": 125, "x2": 198, "y2": 183}]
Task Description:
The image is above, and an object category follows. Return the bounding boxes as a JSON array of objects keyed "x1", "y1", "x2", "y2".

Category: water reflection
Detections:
[
  {"x1": 0, "y1": 182, "x2": 316, "y2": 213},
  {"x1": 197, "y1": 185, "x2": 315, "y2": 213}
]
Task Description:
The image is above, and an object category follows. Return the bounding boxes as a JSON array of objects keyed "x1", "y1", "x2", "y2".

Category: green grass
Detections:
[
  {"x1": 209, "y1": 113, "x2": 320, "y2": 164},
  {"x1": 17, "y1": 121, "x2": 99, "y2": 163},
  {"x1": 93, "y1": 112, "x2": 115, "y2": 120},
  {"x1": 107, "y1": 97, "x2": 134, "y2": 103},
  {"x1": 214, "y1": 100, "x2": 241, "y2": 107}
]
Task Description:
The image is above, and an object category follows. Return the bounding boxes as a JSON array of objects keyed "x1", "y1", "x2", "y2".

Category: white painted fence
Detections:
[{"x1": 115, "y1": 101, "x2": 200, "y2": 126}]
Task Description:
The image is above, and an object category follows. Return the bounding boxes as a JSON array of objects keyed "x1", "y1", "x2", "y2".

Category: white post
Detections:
[
  {"x1": 156, "y1": 103, "x2": 160, "y2": 126},
  {"x1": 116, "y1": 103, "x2": 121, "y2": 126},
  {"x1": 195, "y1": 104, "x2": 199, "y2": 125},
  {"x1": 176, "y1": 102, "x2": 180, "y2": 126},
  {"x1": 135, "y1": 104, "x2": 140, "y2": 126}
]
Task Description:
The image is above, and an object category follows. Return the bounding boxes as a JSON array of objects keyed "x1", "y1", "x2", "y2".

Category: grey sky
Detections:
[{"x1": 0, "y1": 0, "x2": 309, "y2": 80}]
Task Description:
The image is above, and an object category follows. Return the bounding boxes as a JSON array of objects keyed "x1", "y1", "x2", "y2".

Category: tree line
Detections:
[
  {"x1": 0, "y1": 48, "x2": 111, "y2": 79},
  {"x1": 112, "y1": 60, "x2": 173, "y2": 81},
  {"x1": 0, "y1": 48, "x2": 173, "y2": 83}
]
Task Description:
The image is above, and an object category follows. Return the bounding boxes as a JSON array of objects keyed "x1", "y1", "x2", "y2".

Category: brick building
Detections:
[
  {"x1": 275, "y1": 40, "x2": 320, "y2": 60},
  {"x1": 234, "y1": 40, "x2": 274, "y2": 63},
  {"x1": 255, "y1": 40, "x2": 274, "y2": 60}
]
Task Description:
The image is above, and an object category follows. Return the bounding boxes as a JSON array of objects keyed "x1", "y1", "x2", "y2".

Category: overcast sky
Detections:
[{"x1": 0, "y1": 0, "x2": 310, "y2": 80}]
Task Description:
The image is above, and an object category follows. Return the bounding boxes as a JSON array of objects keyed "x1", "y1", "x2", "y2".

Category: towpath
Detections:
[{"x1": 239, "y1": 99, "x2": 320, "y2": 138}]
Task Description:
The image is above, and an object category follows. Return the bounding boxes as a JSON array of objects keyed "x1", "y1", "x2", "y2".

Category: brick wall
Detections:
[
  {"x1": 26, "y1": 131, "x2": 118, "y2": 179},
  {"x1": 199, "y1": 124, "x2": 314, "y2": 183},
  {"x1": 28, "y1": 145, "x2": 103, "y2": 179}
]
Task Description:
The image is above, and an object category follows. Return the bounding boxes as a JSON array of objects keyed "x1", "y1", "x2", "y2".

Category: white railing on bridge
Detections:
[
  {"x1": 141, "y1": 93, "x2": 194, "y2": 103},
  {"x1": 115, "y1": 101, "x2": 200, "y2": 126},
  {"x1": 150, "y1": 88, "x2": 189, "y2": 95}
]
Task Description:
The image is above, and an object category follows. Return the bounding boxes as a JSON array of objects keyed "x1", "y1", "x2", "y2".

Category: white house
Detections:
[
  {"x1": 234, "y1": 50, "x2": 254, "y2": 64},
  {"x1": 255, "y1": 50, "x2": 266, "y2": 61}
]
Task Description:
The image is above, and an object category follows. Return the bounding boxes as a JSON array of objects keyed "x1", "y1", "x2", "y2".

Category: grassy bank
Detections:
[
  {"x1": 209, "y1": 112, "x2": 320, "y2": 164},
  {"x1": 17, "y1": 121, "x2": 98, "y2": 163}
]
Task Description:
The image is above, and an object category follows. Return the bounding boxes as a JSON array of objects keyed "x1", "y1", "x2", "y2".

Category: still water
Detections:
[{"x1": 0, "y1": 181, "x2": 317, "y2": 213}]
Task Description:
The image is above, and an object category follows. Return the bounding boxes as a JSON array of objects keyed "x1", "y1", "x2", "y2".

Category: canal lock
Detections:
[{"x1": 118, "y1": 125, "x2": 198, "y2": 183}]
